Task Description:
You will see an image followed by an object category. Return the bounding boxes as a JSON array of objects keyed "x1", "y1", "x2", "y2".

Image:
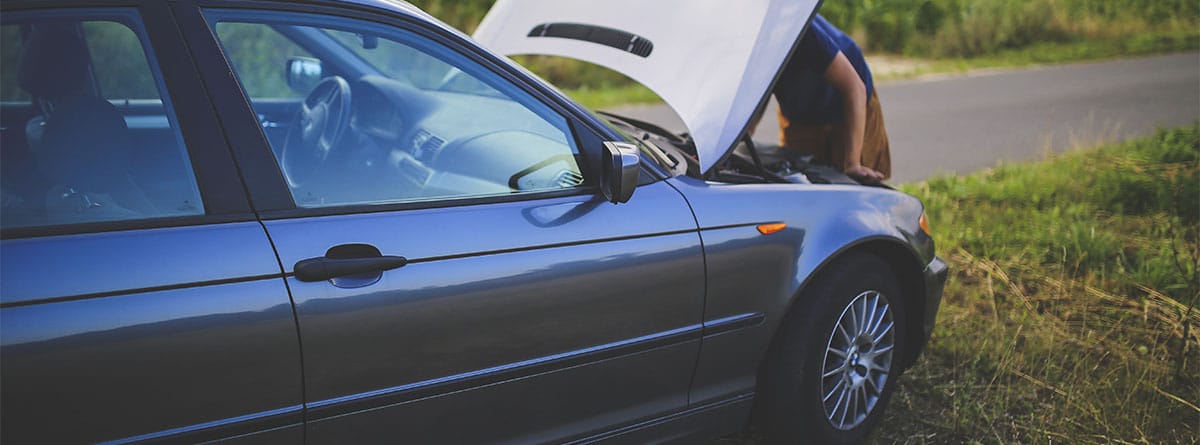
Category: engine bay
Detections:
[{"x1": 598, "y1": 112, "x2": 869, "y2": 187}]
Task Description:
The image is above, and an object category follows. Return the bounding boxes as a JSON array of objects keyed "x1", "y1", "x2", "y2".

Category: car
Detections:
[{"x1": 0, "y1": 0, "x2": 946, "y2": 443}]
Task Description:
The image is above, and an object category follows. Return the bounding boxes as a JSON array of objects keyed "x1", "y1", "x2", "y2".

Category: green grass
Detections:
[
  {"x1": 562, "y1": 83, "x2": 662, "y2": 109},
  {"x1": 876, "y1": 29, "x2": 1200, "y2": 81},
  {"x1": 871, "y1": 125, "x2": 1200, "y2": 443}
]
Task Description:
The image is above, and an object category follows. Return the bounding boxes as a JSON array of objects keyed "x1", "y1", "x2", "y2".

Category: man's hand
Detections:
[{"x1": 845, "y1": 163, "x2": 884, "y2": 183}]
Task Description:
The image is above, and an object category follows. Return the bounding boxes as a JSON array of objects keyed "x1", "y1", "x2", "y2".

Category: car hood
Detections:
[{"x1": 473, "y1": 0, "x2": 820, "y2": 174}]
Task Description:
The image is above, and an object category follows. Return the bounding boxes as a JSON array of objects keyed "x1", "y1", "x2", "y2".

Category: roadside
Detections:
[
  {"x1": 606, "y1": 51, "x2": 1200, "y2": 184},
  {"x1": 877, "y1": 125, "x2": 1200, "y2": 444},
  {"x1": 867, "y1": 30, "x2": 1200, "y2": 82},
  {"x1": 715, "y1": 124, "x2": 1200, "y2": 444},
  {"x1": 568, "y1": 32, "x2": 1200, "y2": 109}
]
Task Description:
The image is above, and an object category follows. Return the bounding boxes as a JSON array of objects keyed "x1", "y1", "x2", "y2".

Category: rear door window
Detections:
[{"x1": 0, "y1": 12, "x2": 204, "y2": 230}]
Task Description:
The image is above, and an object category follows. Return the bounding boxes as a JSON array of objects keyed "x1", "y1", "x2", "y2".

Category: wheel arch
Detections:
[{"x1": 782, "y1": 237, "x2": 929, "y2": 370}]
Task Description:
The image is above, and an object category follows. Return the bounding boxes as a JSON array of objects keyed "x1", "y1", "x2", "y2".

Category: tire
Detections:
[{"x1": 759, "y1": 253, "x2": 907, "y2": 444}]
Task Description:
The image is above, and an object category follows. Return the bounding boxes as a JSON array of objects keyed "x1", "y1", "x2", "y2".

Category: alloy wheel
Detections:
[{"x1": 820, "y1": 290, "x2": 896, "y2": 431}]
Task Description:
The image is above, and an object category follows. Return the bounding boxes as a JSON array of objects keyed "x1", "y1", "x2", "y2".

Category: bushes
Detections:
[{"x1": 824, "y1": 0, "x2": 1199, "y2": 58}]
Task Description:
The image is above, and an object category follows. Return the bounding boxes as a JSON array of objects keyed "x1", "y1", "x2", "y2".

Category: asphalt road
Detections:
[{"x1": 606, "y1": 52, "x2": 1200, "y2": 183}]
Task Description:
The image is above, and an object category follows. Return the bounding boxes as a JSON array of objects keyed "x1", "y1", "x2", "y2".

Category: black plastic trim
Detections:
[
  {"x1": 402, "y1": 228, "x2": 698, "y2": 267},
  {"x1": 256, "y1": 187, "x2": 596, "y2": 222},
  {"x1": 0, "y1": 273, "x2": 283, "y2": 309},
  {"x1": 169, "y1": 0, "x2": 297, "y2": 212},
  {"x1": 142, "y1": 0, "x2": 255, "y2": 216},
  {"x1": 703, "y1": 313, "x2": 766, "y2": 336},
  {"x1": 0, "y1": 213, "x2": 255, "y2": 240},
  {"x1": 528, "y1": 23, "x2": 653, "y2": 57}
]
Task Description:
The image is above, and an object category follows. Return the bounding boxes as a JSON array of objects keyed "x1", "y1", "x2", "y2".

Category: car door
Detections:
[
  {"x1": 0, "y1": 3, "x2": 303, "y2": 444},
  {"x1": 179, "y1": 3, "x2": 707, "y2": 443}
]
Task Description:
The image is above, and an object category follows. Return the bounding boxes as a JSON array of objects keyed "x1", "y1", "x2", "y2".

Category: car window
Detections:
[
  {"x1": 84, "y1": 21, "x2": 158, "y2": 100},
  {"x1": 0, "y1": 11, "x2": 205, "y2": 230},
  {"x1": 0, "y1": 25, "x2": 30, "y2": 102},
  {"x1": 215, "y1": 23, "x2": 313, "y2": 99},
  {"x1": 206, "y1": 10, "x2": 585, "y2": 208}
]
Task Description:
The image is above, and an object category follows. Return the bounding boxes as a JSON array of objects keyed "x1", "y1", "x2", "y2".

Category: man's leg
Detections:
[
  {"x1": 861, "y1": 92, "x2": 892, "y2": 179},
  {"x1": 778, "y1": 108, "x2": 833, "y2": 162}
]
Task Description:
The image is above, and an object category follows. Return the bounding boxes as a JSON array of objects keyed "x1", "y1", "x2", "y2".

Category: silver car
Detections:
[{"x1": 0, "y1": 0, "x2": 945, "y2": 443}]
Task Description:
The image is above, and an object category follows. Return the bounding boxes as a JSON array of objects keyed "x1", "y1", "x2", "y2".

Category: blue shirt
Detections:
[{"x1": 774, "y1": 15, "x2": 875, "y2": 125}]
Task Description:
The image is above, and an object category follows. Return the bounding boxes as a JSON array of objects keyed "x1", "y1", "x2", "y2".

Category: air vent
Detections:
[
  {"x1": 421, "y1": 135, "x2": 445, "y2": 157},
  {"x1": 528, "y1": 23, "x2": 653, "y2": 58},
  {"x1": 554, "y1": 170, "x2": 585, "y2": 188},
  {"x1": 412, "y1": 130, "x2": 445, "y2": 159}
]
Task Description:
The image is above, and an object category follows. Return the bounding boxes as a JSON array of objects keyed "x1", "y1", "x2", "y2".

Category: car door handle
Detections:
[{"x1": 293, "y1": 255, "x2": 408, "y2": 282}]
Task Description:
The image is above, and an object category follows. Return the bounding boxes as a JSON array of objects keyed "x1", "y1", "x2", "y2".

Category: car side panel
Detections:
[
  {"x1": 263, "y1": 180, "x2": 705, "y2": 442},
  {"x1": 306, "y1": 339, "x2": 702, "y2": 444},
  {"x1": 665, "y1": 177, "x2": 927, "y2": 405},
  {"x1": 0, "y1": 223, "x2": 304, "y2": 444}
]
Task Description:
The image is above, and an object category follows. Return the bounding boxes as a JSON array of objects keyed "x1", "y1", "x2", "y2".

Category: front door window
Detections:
[{"x1": 208, "y1": 11, "x2": 585, "y2": 208}]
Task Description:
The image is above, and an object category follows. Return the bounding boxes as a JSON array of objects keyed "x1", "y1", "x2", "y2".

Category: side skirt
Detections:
[{"x1": 569, "y1": 393, "x2": 755, "y2": 444}]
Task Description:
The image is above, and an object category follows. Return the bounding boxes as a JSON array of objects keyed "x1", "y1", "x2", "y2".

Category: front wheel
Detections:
[{"x1": 759, "y1": 253, "x2": 907, "y2": 444}]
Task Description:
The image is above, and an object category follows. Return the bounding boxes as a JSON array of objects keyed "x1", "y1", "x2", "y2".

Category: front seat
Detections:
[{"x1": 17, "y1": 21, "x2": 156, "y2": 225}]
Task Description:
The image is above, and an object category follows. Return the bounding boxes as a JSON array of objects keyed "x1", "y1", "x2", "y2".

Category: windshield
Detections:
[{"x1": 324, "y1": 29, "x2": 506, "y2": 98}]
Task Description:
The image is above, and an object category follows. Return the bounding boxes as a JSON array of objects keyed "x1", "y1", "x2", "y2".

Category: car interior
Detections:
[
  {"x1": 0, "y1": 18, "x2": 204, "y2": 229},
  {"x1": 211, "y1": 18, "x2": 588, "y2": 208}
]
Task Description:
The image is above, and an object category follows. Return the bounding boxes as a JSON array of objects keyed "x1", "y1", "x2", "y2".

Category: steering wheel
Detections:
[{"x1": 281, "y1": 75, "x2": 352, "y2": 188}]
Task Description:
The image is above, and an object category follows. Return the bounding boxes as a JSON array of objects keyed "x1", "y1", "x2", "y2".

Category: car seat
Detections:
[{"x1": 16, "y1": 21, "x2": 157, "y2": 225}]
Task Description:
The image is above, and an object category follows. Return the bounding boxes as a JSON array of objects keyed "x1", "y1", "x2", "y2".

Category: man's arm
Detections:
[{"x1": 824, "y1": 51, "x2": 883, "y2": 182}]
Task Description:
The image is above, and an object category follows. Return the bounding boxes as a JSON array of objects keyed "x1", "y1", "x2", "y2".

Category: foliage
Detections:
[{"x1": 823, "y1": 0, "x2": 1199, "y2": 58}]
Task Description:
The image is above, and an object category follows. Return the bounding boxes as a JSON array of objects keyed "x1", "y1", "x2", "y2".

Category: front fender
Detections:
[{"x1": 665, "y1": 176, "x2": 930, "y2": 405}]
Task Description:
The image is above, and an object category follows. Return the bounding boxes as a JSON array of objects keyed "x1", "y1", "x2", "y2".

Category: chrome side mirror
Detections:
[
  {"x1": 601, "y1": 141, "x2": 640, "y2": 203},
  {"x1": 286, "y1": 57, "x2": 324, "y2": 93}
]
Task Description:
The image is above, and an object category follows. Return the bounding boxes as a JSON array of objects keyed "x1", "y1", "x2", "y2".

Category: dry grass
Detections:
[{"x1": 874, "y1": 125, "x2": 1200, "y2": 444}]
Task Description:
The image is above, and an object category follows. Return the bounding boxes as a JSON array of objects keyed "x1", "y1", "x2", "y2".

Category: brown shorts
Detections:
[{"x1": 777, "y1": 92, "x2": 892, "y2": 179}]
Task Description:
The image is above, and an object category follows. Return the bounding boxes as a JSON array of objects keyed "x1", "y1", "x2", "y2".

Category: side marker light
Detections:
[{"x1": 757, "y1": 223, "x2": 787, "y2": 235}]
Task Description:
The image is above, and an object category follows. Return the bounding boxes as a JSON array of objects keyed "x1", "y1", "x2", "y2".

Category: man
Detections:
[{"x1": 772, "y1": 14, "x2": 890, "y2": 183}]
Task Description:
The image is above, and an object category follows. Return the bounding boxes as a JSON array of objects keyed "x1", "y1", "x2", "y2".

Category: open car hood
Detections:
[{"x1": 473, "y1": 0, "x2": 820, "y2": 174}]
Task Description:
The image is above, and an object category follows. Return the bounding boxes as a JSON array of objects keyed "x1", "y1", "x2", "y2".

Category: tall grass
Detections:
[
  {"x1": 823, "y1": 0, "x2": 1199, "y2": 58},
  {"x1": 874, "y1": 125, "x2": 1200, "y2": 443}
]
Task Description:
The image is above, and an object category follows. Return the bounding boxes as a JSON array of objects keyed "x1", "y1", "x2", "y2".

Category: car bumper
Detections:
[{"x1": 911, "y1": 255, "x2": 948, "y2": 364}]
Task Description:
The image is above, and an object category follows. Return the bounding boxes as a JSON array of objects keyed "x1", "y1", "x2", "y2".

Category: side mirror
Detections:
[
  {"x1": 286, "y1": 57, "x2": 324, "y2": 93},
  {"x1": 601, "y1": 141, "x2": 640, "y2": 203}
]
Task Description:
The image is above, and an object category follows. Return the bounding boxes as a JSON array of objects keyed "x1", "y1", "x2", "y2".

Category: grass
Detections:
[
  {"x1": 872, "y1": 125, "x2": 1200, "y2": 443},
  {"x1": 562, "y1": 84, "x2": 662, "y2": 110}
]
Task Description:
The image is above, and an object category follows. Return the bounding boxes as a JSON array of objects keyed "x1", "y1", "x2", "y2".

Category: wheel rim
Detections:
[{"x1": 820, "y1": 290, "x2": 895, "y2": 431}]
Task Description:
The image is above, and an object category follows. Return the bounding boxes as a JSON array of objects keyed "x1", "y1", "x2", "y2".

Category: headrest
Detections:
[{"x1": 17, "y1": 22, "x2": 91, "y2": 100}]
